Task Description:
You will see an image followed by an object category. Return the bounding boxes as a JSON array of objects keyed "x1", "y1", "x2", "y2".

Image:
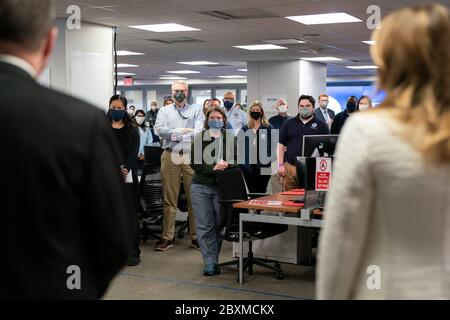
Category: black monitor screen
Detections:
[{"x1": 302, "y1": 135, "x2": 339, "y2": 158}]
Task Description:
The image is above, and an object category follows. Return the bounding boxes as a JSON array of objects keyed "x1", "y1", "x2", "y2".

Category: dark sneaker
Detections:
[
  {"x1": 191, "y1": 239, "x2": 200, "y2": 250},
  {"x1": 155, "y1": 239, "x2": 174, "y2": 251},
  {"x1": 127, "y1": 255, "x2": 141, "y2": 267},
  {"x1": 203, "y1": 264, "x2": 221, "y2": 276}
]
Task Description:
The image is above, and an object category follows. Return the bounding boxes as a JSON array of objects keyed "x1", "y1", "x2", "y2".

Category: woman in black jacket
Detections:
[
  {"x1": 108, "y1": 95, "x2": 141, "y2": 266},
  {"x1": 239, "y1": 101, "x2": 274, "y2": 194}
]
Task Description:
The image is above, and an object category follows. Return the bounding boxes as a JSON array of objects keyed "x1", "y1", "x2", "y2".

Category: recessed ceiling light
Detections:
[
  {"x1": 346, "y1": 65, "x2": 378, "y2": 69},
  {"x1": 237, "y1": 69, "x2": 247, "y2": 72},
  {"x1": 362, "y1": 40, "x2": 376, "y2": 45},
  {"x1": 129, "y1": 23, "x2": 200, "y2": 32},
  {"x1": 234, "y1": 44, "x2": 287, "y2": 51},
  {"x1": 116, "y1": 51, "x2": 145, "y2": 56},
  {"x1": 286, "y1": 13, "x2": 362, "y2": 25},
  {"x1": 159, "y1": 76, "x2": 188, "y2": 80},
  {"x1": 178, "y1": 61, "x2": 219, "y2": 65},
  {"x1": 218, "y1": 75, "x2": 247, "y2": 79},
  {"x1": 264, "y1": 39, "x2": 306, "y2": 45},
  {"x1": 302, "y1": 57, "x2": 342, "y2": 61},
  {"x1": 167, "y1": 70, "x2": 201, "y2": 74},
  {"x1": 116, "y1": 72, "x2": 136, "y2": 76},
  {"x1": 115, "y1": 64, "x2": 139, "y2": 68}
]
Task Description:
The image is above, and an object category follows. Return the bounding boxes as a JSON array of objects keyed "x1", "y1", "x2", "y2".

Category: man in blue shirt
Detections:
[
  {"x1": 277, "y1": 95, "x2": 329, "y2": 191},
  {"x1": 155, "y1": 80, "x2": 205, "y2": 251}
]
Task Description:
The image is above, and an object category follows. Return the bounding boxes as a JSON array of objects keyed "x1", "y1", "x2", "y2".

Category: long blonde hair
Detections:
[
  {"x1": 372, "y1": 4, "x2": 450, "y2": 163},
  {"x1": 248, "y1": 100, "x2": 269, "y2": 128}
]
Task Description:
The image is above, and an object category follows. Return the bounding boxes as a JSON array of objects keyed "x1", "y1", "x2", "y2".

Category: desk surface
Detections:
[{"x1": 233, "y1": 193, "x2": 303, "y2": 213}]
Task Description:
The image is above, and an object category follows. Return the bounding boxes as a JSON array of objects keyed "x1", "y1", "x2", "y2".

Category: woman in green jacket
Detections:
[{"x1": 190, "y1": 106, "x2": 236, "y2": 276}]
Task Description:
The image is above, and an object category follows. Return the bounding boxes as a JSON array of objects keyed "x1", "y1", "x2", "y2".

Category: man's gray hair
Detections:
[
  {"x1": 172, "y1": 80, "x2": 189, "y2": 91},
  {"x1": 0, "y1": 0, "x2": 55, "y2": 52}
]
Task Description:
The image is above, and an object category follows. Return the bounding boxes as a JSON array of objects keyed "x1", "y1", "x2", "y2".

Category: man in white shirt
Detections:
[
  {"x1": 154, "y1": 80, "x2": 205, "y2": 251},
  {"x1": 222, "y1": 91, "x2": 247, "y2": 134},
  {"x1": 314, "y1": 94, "x2": 335, "y2": 128}
]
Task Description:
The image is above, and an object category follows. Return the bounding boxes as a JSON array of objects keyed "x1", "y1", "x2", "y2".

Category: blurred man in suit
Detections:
[
  {"x1": 0, "y1": 0, "x2": 134, "y2": 299},
  {"x1": 314, "y1": 94, "x2": 335, "y2": 128}
]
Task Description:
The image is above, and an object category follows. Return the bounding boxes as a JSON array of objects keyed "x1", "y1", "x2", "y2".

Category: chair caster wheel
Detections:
[{"x1": 276, "y1": 272, "x2": 284, "y2": 280}]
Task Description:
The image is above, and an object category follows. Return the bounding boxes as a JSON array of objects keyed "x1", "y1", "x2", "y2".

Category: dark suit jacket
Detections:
[
  {"x1": 0, "y1": 62, "x2": 134, "y2": 299},
  {"x1": 314, "y1": 108, "x2": 335, "y2": 124},
  {"x1": 330, "y1": 111, "x2": 350, "y2": 135}
]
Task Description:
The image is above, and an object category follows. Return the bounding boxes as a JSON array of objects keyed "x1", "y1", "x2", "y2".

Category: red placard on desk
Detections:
[
  {"x1": 282, "y1": 201, "x2": 305, "y2": 208},
  {"x1": 280, "y1": 189, "x2": 305, "y2": 195}
]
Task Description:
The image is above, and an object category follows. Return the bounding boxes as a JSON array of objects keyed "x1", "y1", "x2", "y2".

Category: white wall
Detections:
[{"x1": 45, "y1": 19, "x2": 113, "y2": 111}]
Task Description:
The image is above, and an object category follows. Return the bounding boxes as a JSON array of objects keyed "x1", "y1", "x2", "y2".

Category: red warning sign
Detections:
[{"x1": 316, "y1": 158, "x2": 332, "y2": 191}]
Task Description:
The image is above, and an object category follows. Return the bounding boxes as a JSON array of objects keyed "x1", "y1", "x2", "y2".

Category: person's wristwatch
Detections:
[{"x1": 278, "y1": 163, "x2": 285, "y2": 168}]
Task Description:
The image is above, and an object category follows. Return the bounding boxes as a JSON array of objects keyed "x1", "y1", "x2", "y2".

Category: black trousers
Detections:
[
  {"x1": 242, "y1": 165, "x2": 271, "y2": 194},
  {"x1": 125, "y1": 181, "x2": 141, "y2": 257}
]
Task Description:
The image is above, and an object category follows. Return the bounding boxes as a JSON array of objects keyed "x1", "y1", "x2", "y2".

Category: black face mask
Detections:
[
  {"x1": 250, "y1": 112, "x2": 262, "y2": 120},
  {"x1": 346, "y1": 102, "x2": 357, "y2": 113},
  {"x1": 173, "y1": 91, "x2": 187, "y2": 103}
]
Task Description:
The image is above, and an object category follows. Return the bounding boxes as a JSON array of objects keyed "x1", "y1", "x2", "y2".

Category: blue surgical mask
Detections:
[
  {"x1": 208, "y1": 119, "x2": 224, "y2": 130},
  {"x1": 223, "y1": 101, "x2": 234, "y2": 110},
  {"x1": 108, "y1": 109, "x2": 127, "y2": 122},
  {"x1": 346, "y1": 102, "x2": 357, "y2": 113},
  {"x1": 299, "y1": 108, "x2": 313, "y2": 119}
]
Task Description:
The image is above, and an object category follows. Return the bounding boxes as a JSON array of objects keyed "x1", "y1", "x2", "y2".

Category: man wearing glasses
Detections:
[{"x1": 154, "y1": 81, "x2": 205, "y2": 251}]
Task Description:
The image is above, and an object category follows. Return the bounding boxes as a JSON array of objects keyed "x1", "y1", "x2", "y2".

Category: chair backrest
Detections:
[
  {"x1": 144, "y1": 146, "x2": 163, "y2": 166},
  {"x1": 138, "y1": 164, "x2": 164, "y2": 218},
  {"x1": 216, "y1": 167, "x2": 288, "y2": 242},
  {"x1": 216, "y1": 167, "x2": 249, "y2": 241},
  {"x1": 216, "y1": 167, "x2": 248, "y2": 202}
]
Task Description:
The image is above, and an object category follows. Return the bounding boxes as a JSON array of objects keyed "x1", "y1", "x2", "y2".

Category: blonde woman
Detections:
[
  {"x1": 317, "y1": 4, "x2": 450, "y2": 299},
  {"x1": 239, "y1": 101, "x2": 274, "y2": 193}
]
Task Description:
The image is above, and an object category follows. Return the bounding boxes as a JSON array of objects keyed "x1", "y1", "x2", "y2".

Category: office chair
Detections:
[
  {"x1": 139, "y1": 146, "x2": 190, "y2": 241},
  {"x1": 139, "y1": 146, "x2": 164, "y2": 242},
  {"x1": 216, "y1": 167, "x2": 288, "y2": 280}
]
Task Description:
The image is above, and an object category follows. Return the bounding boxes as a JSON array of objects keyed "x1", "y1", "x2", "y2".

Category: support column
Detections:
[
  {"x1": 43, "y1": 19, "x2": 114, "y2": 111},
  {"x1": 247, "y1": 60, "x2": 327, "y2": 118}
]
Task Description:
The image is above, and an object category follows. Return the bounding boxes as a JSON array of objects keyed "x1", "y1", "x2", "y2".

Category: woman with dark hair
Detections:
[
  {"x1": 190, "y1": 107, "x2": 236, "y2": 276},
  {"x1": 108, "y1": 95, "x2": 141, "y2": 266},
  {"x1": 134, "y1": 109, "x2": 153, "y2": 171}
]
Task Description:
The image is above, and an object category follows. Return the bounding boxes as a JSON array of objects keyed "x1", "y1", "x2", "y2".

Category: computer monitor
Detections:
[{"x1": 302, "y1": 135, "x2": 339, "y2": 158}]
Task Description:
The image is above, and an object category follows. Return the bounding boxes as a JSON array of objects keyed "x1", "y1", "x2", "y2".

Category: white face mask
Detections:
[
  {"x1": 278, "y1": 105, "x2": 288, "y2": 113},
  {"x1": 359, "y1": 103, "x2": 370, "y2": 111},
  {"x1": 136, "y1": 116, "x2": 145, "y2": 125}
]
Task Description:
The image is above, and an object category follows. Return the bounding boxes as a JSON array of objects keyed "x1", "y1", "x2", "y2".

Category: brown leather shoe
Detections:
[{"x1": 155, "y1": 239, "x2": 174, "y2": 251}]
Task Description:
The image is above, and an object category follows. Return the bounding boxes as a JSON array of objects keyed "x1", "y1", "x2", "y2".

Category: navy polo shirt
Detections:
[{"x1": 279, "y1": 115, "x2": 330, "y2": 164}]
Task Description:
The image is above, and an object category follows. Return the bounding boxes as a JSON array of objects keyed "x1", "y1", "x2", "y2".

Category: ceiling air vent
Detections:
[
  {"x1": 147, "y1": 37, "x2": 205, "y2": 44},
  {"x1": 200, "y1": 9, "x2": 277, "y2": 20}
]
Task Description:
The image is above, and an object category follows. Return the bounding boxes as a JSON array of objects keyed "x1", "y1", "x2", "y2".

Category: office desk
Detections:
[{"x1": 233, "y1": 193, "x2": 323, "y2": 284}]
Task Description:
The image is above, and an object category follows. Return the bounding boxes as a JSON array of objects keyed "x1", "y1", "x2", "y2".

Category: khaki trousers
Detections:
[
  {"x1": 282, "y1": 163, "x2": 298, "y2": 192},
  {"x1": 160, "y1": 150, "x2": 196, "y2": 241}
]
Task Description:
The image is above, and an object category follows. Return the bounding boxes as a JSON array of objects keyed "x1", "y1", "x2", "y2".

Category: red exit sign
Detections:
[{"x1": 124, "y1": 77, "x2": 134, "y2": 86}]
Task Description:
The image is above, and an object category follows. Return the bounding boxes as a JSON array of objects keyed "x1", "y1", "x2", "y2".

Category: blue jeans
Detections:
[{"x1": 190, "y1": 183, "x2": 223, "y2": 265}]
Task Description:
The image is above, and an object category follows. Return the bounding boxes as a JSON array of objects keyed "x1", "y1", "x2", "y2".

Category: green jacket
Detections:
[{"x1": 191, "y1": 129, "x2": 238, "y2": 186}]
